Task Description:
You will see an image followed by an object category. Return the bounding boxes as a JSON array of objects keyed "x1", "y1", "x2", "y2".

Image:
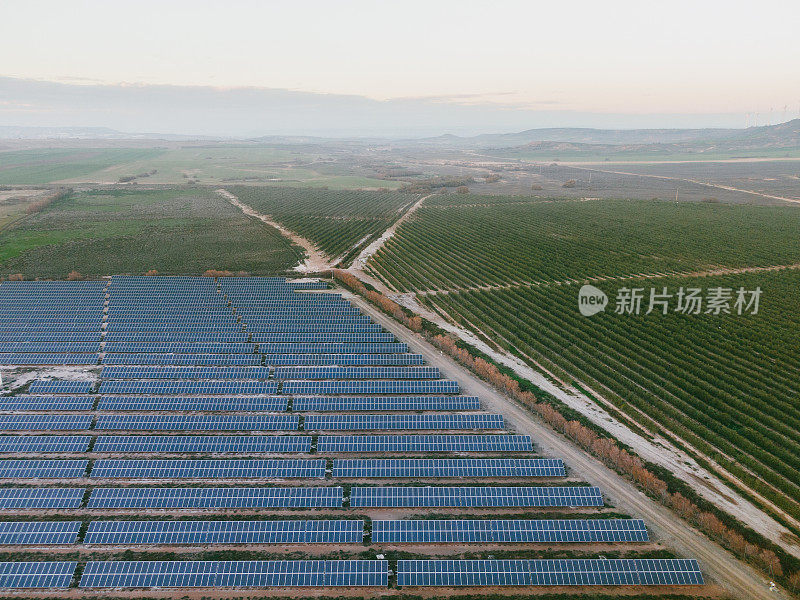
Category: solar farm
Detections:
[{"x1": 0, "y1": 276, "x2": 704, "y2": 594}]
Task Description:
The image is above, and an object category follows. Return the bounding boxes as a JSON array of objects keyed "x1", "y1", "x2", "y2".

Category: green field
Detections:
[
  {"x1": 368, "y1": 197, "x2": 800, "y2": 290},
  {"x1": 368, "y1": 194, "x2": 800, "y2": 521},
  {"x1": 0, "y1": 188, "x2": 302, "y2": 278},
  {"x1": 0, "y1": 148, "x2": 163, "y2": 185},
  {"x1": 229, "y1": 185, "x2": 417, "y2": 258}
]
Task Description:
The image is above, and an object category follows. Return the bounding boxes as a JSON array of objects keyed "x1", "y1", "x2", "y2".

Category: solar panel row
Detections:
[
  {"x1": 87, "y1": 487, "x2": 343, "y2": 509},
  {"x1": 332, "y1": 458, "x2": 565, "y2": 478},
  {"x1": 90, "y1": 459, "x2": 325, "y2": 479},
  {"x1": 84, "y1": 520, "x2": 363, "y2": 545},
  {"x1": 395, "y1": 559, "x2": 703, "y2": 587},
  {"x1": 0, "y1": 562, "x2": 77, "y2": 589},
  {"x1": 79, "y1": 560, "x2": 387, "y2": 588},
  {"x1": 98, "y1": 381, "x2": 278, "y2": 395},
  {"x1": 316, "y1": 435, "x2": 531, "y2": 453},
  {"x1": 96, "y1": 396, "x2": 287, "y2": 412},
  {"x1": 92, "y1": 435, "x2": 311, "y2": 453},
  {"x1": 293, "y1": 396, "x2": 480, "y2": 412},
  {"x1": 0, "y1": 415, "x2": 91, "y2": 430},
  {"x1": 372, "y1": 519, "x2": 649, "y2": 543},
  {"x1": 283, "y1": 381, "x2": 458, "y2": 395},
  {"x1": 349, "y1": 487, "x2": 603, "y2": 508},
  {"x1": 94, "y1": 415, "x2": 298, "y2": 431},
  {"x1": 304, "y1": 414, "x2": 503, "y2": 431}
]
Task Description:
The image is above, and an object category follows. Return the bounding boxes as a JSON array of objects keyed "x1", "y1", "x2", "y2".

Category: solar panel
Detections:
[
  {"x1": 0, "y1": 332, "x2": 101, "y2": 342},
  {"x1": 317, "y1": 435, "x2": 531, "y2": 453},
  {"x1": 0, "y1": 354, "x2": 98, "y2": 365},
  {"x1": 85, "y1": 520, "x2": 363, "y2": 545},
  {"x1": 90, "y1": 459, "x2": 325, "y2": 479},
  {"x1": 349, "y1": 487, "x2": 604, "y2": 507},
  {"x1": 283, "y1": 381, "x2": 459, "y2": 395},
  {"x1": 395, "y1": 559, "x2": 704, "y2": 587},
  {"x1": 0, "y1": 396, "x2": 95, "y2": 411},
  {"x1": 96, "y1": 396, "x2": 287, "y2": 412},
  {"x1": 103, "y1": 354, "x2": 262, "y2": 366},
  {"x1": 257, "y1": 343, "x2": 407, "y2": 354},
  {"x1": 104, "y1": 342, "x2": 255, "y2": 353},
  {"x1": 263, "y1": 354, "x2": 423, "y2": 366},
  {"x1": 0, "y1": 415, "x2": 92, "y2": 430},
  {"x1": 0, "y1": 460, "x2": 88, "y2": 479},
  {"x1": 0, "y1": 436, "x2": 91, "y2": 453},
  {"x1": 0, "y1": 562, "x2": 78, "y2": 589},
  {"x1": 100, "y1": 366, "x2": 271, "y2": 380},
  {"x1": 92, "y1": 436, "x2": 311, "y2": 453},
  {"x1": 94, "y1": 415, "x2": 299, "y2": 431},
  {"x1": 305, "y1": 414, "x2": 503, "y2": 431},
  {"x1": 293, "y1": 396, "x2": 480, "y2": 412},
  {"x1": 276, "y1": 366, "x2": 438, "y2": 380},
  {"x1": 104, "y1": 332, "x2": 249, "y2": 343},
  {"x1": 80, "y1": 560, "x2": 387, "y2": 588},
  {"x1": 28, "y1": 381, "x2": 94, "y2": 394},
  {"x1": 333, "y1": 458, "x2": 565, "y2": 478},
  {"x1": 251, "y1": 333, "x2": 394, "y2": 344},
  {"x1": 87, "y1": 487, "x2": 343, "y2": 509},
  {"x1": 0, "y1": 488, "x2": 85, "y2": 509},
  {"x1": 0, "y1": 522, "x2": 82, "y2": 545},
  {"x1": 246, "y1": 324, "x2": 381, "y2": 333},
  {"x1": 98, "y1": 381, "x2": 278, "y2": 395},
  {"x1": 373, "y1": 519, "x2": 649, "y2": 543}
]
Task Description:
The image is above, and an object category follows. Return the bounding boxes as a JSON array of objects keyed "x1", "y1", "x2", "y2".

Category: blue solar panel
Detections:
[
  {"x1": 263, "y1": 354, "x2": 422, "y2": 366},
  {"x1": 92, "y1": 436, "x2": 311, "y2": 453},
  {"x1": 103, "y1": 354, "x2": 262, "y2": 366},
  {"x1": 28, "y1": 381, "x2": 94, "y2": 394},
  {"x1": 87, "y1": 487, "x2": 343, "y2": 509},
  {"x1": 0, "y1": 460, "x2": 88, "y2": 478},
  {"x1": 0, "y1": 354, "x2": 98, "y2": 365},
  {"x1": 293, "y1": 396, "x2": 480, "y2": 412},
  {"x1": 305, "y1": 414, "x2": 503, "y2": 431},
  {"x1": 0, "y1": 415, "x2": 92, "y2": 430},
  {"x1": 373, "y1": 519, "x2": 649, "y2": 543},
  {"x1": 0, "y1": 332, "x2": 101, "y2": 342},
  {"x1": 104, "y1": 332, "x2": 249, "y2": 342},
  {"x1": 0, "y1": 342, "x2": 100, "y2": 353},
  {"x1": 258, "y1": 343, "x2": 407, "y2": 354},
  {"x1": 100, "y1": 366, "x2": 271, "y2": 380},
  {"x1": 80, "y1": 560, "x2": 387, "y2": 588},
  {"x1": 251, "y1": 333, "x2": 394, "y2": 344},
  {"x1": 90, "y1": 459, "x2": 325, "y2": 479},
  {"x1": 85, "y1": 520, "x2": 363, "y2": 545},
  {"x1": 0, "y1": 354, "x2": 99, "y2": 365},
  {"x1": 283, "y1": 381, "x2": 459, "y2": 395},
  {"x1": 0, "y1": 562, "x2": 78, "y2": 589},
  {"x1": 333, "y1": 458, "x2": 565, "y2": 478},
  {"x1": 0, "y1": 488, "x2": 85, "y2": 509},
  {"x1": 350, "y1": 487, "x2": 604, "y2": 507},
  {"x1": 317, "y1": 435, "x2": 531, "y2": 453},
  {"x1": 246, "y1": 324, "x2": 381, "y2": 333},
  {"x1": 396, "y1": 559, "x2": 704, "y2": 587},
  {"x1": 0, "y1": 396, "x2": 95, "y2": 411},
  {"x1": 276, "y1": 366, "x2": 438, "y2": 380},
  {"x1": 0, "y1": 436, "x2": 91, "y2": 453},
  {"x1": 96, "y1": 396, "x2": 287, "y2": 412},
  {"x1": 0, "y1": 522, "x2": 82, "y2": 545},
  {"x1": 98, "y1": 381, "x2": 278, "y2": 395},
  {"x1": 104, "y1": 342, "x2": 255, "y2": 353},
  {"x1": 95, "y1": 415, "x2": 298, "y2": 431}
]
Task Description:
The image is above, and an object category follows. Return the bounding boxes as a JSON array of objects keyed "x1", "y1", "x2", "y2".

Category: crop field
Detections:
[
  {"x1": 367, "y1": 195, "x2": 800, "y2": 522},
  {"x1": 367, "y1": 197, "x2": 800, "y2": 290},
  {"x1": 0, "y1": 148, "x2": 163, "y2": 185},
  {"x1": 0, "y1": 188, "x2": 302, "y2": 278},
  {"x1": 229, "y1": 185, "x2": 417, "y2": 258},
  {"x1": 0, "y1": 145, "x2": 403, "y2": 189}
]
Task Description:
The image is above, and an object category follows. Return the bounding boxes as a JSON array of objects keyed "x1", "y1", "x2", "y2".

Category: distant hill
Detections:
[{"x1": 416, "y1": 120, "x2": 800, "y2": 152}]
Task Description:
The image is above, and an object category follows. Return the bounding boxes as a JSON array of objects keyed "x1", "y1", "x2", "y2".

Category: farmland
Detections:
[
  {"x1": 0, "y1": 188, "x2": 302, "y2": 278},
  {"x1": 367, "y1": 195, "x2": 800, "y2": 523},
  {"x1": 367, "y1": 197, "x2": 800, "y2": 290},
  {"x1": 229, "y1": 185, "x2": 417, "y2": 258}
]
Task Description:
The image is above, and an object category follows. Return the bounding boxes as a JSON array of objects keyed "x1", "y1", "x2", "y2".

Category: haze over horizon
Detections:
[{"x1": 1, "y1": 0, "x2": 799, "y2": 137}]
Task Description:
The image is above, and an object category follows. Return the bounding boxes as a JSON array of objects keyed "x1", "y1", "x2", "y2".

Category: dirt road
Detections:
[{"x1": 343, "y1": 290, "x2": 789, "y2": 600}]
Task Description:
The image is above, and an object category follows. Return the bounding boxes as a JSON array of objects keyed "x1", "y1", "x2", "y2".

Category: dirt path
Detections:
[
  {"x1": 343, "y1": 290, "x2": 789, "y2": 600},
  {"x1": 216, "y1": 189, "x2": 333, "y2": 273},
  {"x1": 566, "y1": 165, "x2": 800, "y2": 205},
  {"x1": 350, "y1": 193, "x2": 432, "y2": 272}
]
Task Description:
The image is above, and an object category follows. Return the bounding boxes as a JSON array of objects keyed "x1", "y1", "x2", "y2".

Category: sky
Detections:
[{"x1": 1, "y1": 0, "x2": 799, "y2": 136}]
